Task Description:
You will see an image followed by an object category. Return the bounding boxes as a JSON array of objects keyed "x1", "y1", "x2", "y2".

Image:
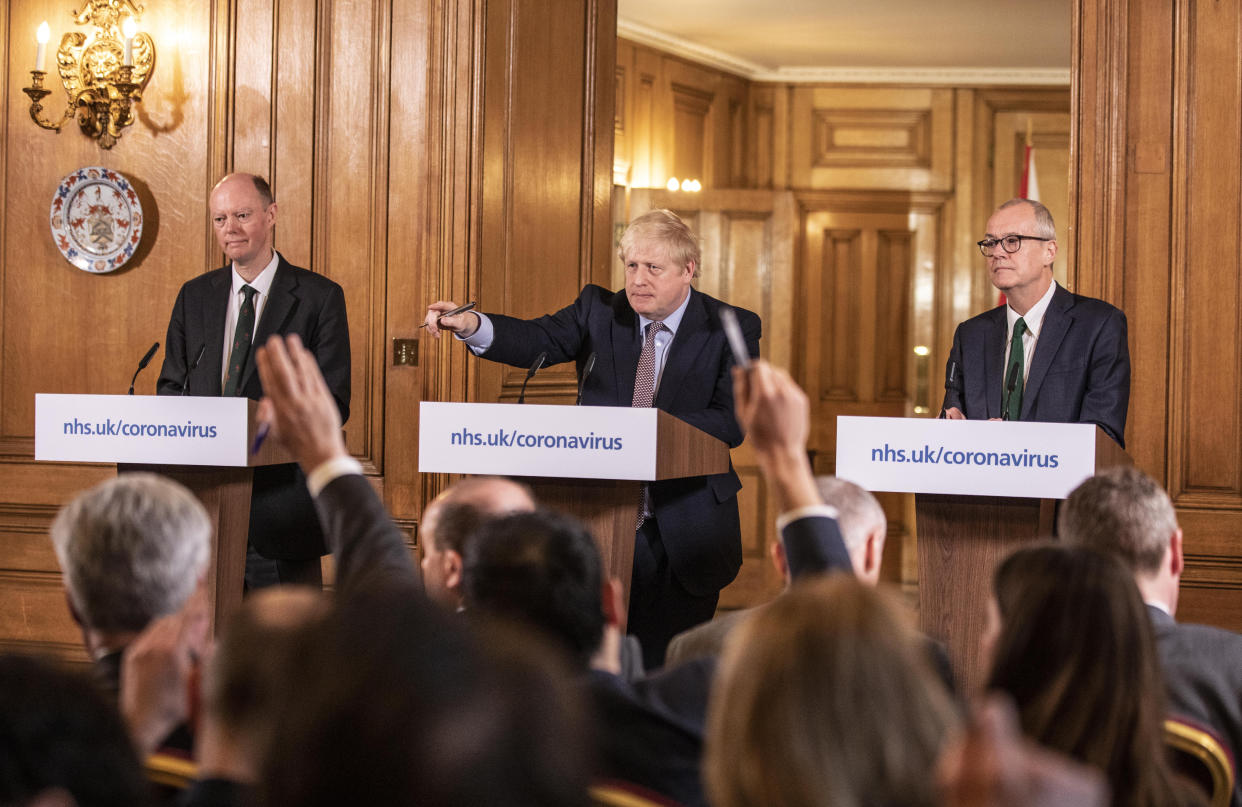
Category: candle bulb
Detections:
[
  {"x1": 122, "y1": 18, "x2": 136, "y2": 67},
  {"x1": 35, "y1": 22, "x2": 49, "y2": 71}
]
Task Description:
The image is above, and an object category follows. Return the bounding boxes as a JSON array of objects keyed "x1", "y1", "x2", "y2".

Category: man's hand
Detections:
[
  {"x1": 255, "y1": 334, "x2": 348, "y2": 474},
  {"x1": 120, "y1": 585, "x2": 210, "y2": 758},
  {"x1": 939, "y1": 696, "x2": 1109, "y2": 807},
  {"x1": 733, "y1": 361, "x2": 820, "y2": 512},
  {"x1": 423, "y1": 301, "x2": 480, "y2": 339},
  {"x1": 944, "y1": 406, "x2": 965, "y2": 420}
]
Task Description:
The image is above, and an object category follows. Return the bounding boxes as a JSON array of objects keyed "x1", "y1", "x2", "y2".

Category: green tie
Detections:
[
  {"x1": 1004, "y1": 317, "x2": 1027, "y2": 421},
  {"x1": 222, "y1": 285, "x2": 257, "y2": 396}
]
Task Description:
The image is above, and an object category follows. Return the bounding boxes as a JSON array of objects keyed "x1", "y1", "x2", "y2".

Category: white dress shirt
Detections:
[{"x1": 1004, "y1": 280, "x2": 1057, "y2": 385}]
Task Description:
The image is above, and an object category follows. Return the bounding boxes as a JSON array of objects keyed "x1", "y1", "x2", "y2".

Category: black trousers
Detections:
[{"x1": 627, "y1": 517, "x2": 719, "y2": 670}]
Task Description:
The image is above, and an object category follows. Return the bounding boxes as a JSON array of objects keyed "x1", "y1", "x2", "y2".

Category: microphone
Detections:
[
  {"x1": 939, "y1": 360, "x2": 958, "y2": 419},
  {"x1": 1002, "y1": 362, "x2": 1020, "y2": 421},
  {"x1": 128, "y1": 342, "x2": 160, "y2": 395},
  {"x1": 181, "y1": 344, "x2": 207, "y2": 396},
  {"x1": 517, "y1": 352, "x2": 547, "y2": 405},
  {"x1": 575, "y1": 352, "x2": 597, "y2": 406}
]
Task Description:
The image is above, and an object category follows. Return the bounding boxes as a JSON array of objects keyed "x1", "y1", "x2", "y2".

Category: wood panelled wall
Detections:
[
  {"x1": 1073, "y1": 0, "x2": 1242, "y2": 628},
  {"x1": 0, "y1": 0, "x2": 614, "y2": 661}
]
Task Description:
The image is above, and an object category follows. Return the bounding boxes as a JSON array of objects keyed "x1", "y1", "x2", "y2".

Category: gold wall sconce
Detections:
[{"x1": 23, "y1": 0, "x2": 155, "y2": 149}]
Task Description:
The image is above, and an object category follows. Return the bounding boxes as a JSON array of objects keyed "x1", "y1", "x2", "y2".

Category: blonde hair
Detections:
[
  {"x1": 705, "y1": 577, "x2": 958, "y2": 807},
  {"x1": 618, "y1": 209, "x2": 701, "y2": 278}
]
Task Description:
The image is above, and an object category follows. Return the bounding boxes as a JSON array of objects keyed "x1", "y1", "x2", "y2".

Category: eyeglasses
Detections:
[{"x1": 977, "y1": 234, "x2": 1052, "y2": 257}]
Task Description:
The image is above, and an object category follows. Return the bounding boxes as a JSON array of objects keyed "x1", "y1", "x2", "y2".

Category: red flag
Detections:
[{"x1": 998, "y1": 138, "x2": 1040, "y2": 308}]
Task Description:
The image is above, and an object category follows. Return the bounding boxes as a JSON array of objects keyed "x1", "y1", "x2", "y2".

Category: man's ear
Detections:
[
  {"x1": 443, "y1": 549, "x2": 463, "y2": 592},
  {"x1": 600, "y1": 577, "x2": 625, "y2": 630},
  {"x1": 769, "y1": 540, "x2": 790, "y2": 582},
  {"x1": 1169, "y1": 527, "x2": 1184, "y2": 577},
  {"x1": 863, "y1": 530, "x2": 886, "y2": 578}
]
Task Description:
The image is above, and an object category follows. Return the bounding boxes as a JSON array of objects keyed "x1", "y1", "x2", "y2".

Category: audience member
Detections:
[
  {"x1": 704, "y1": 575, "x2": 958, "y2": 807},
  {"x1": 985, "y1": 543, "x2": 1203, "y2": 807},
  {"x1": 194, "y1": 588, "x2": 328, "y2": 790},
  {"x1": 48, "y1": 473, "x2": 211, "y2": 754},
  {"x1": 0, "y1": 652, "x2": 153, "y2": 807},
  {"x1": 1061, "y1": 466, "x2": 1242, "y2": 805},
  {"x1": 420, "y1": 477, "x2": 535, "y2": 610},
  {"x1": 666, "y1": 474, "x2": 882, "y2": 666},
  {"x1": 259, "y1": 587, "x2": 589, "y2": 807}
]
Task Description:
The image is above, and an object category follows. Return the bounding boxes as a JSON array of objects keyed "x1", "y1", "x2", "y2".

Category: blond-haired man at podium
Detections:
[{"x1": 425, "y1": 209, "x2": 760, "y2": 668}]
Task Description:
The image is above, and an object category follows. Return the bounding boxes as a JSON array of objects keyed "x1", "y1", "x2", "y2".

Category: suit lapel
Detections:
[
  {"x1": 984, "y1": 307, "x2": 1006, "y2": 418},
  {"x1": 239, "y1": 258, "x2": 298, "y2": 392},
  {"x1": 655, "y1": 289, "x2": 709, "y2": 410},
  {"x1": 199, "y1": 269, "x2": 230, "y2": 396},
  {"x1": 610, "y1": 291, "x2": 641, "y2": 404},
  {"x1": 1021, "y1": 284, "x2": 1072, "y2": 419}
]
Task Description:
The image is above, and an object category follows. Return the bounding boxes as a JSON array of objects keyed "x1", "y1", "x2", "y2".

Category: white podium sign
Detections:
[
  {"x1": 419, "y1": 402, "x2": 661, "y2": 480},
  {"x1": 36, "y1": 394, "x2": 253, "y2": 466},
  {"x1": 835, "y1": 416, "x2": 1099, "y2": 499}
]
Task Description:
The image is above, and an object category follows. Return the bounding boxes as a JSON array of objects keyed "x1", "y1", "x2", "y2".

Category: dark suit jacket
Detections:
[
  {"x1": 482, "y1": 284, "x2": 762, "y2": 596},
  {"x1": 1149, "y1": 605, "x2": 1242, "y2": 806},
  {"x1": 313, "y1": 472, "x2": 420, "y2": 598},
  {"x1": 156, "y1": 257, "x2": 351, "y2": 558},
  {"x1": 941, "y1": 283, "x2": 1130, "y2": 447},
  {"x1": 586, "y1": 658, "x2": 716, "y2": 807}
]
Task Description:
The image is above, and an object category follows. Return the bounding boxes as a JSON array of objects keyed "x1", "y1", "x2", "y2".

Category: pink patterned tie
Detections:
[{"x1": 634, "y1": 322, "x2": 665, "y2": 528}]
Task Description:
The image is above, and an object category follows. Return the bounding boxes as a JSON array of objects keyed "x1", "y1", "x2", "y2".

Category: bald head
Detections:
[
  {"x1": 421, "y1": 477, "x2": 536, "y2": 608},
  {"x1": 210, "y1": 173, "x2": 277, "y2": 278}
]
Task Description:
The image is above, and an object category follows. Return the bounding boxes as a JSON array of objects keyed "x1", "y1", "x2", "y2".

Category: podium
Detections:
[
  {"x1": 35, "y1": 393, "x2": 292, "y2": 631},
  {"x1": 419, "y1": 401, "x2": 729, "y2": 604},
  {"x1": 835, "y1": 415, "x2": 1132, "y2": 692}
]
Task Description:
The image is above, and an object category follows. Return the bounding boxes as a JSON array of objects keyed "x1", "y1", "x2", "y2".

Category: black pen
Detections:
[{"x1": 420, "y1": 301, "x2": 477, "y2": 328}]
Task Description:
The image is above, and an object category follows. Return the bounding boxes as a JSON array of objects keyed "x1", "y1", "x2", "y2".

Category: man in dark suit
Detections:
[
  {"x1": 1061, "y1": 466, "x2": 1242, "y2": 806},
  {"x1": 941, "y1": 198, "x2": 1130, "y2": 447},
  {"x1": 156, "y1": 173, "x2": 350, "y2": 587},
  {"x1": 424, "y1": 209, "x2": 761, "y2": 667}
]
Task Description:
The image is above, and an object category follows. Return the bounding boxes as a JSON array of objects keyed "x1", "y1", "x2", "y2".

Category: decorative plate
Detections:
[{"x1": 50, "y1": 167, "x2": 144, "y2": 274}]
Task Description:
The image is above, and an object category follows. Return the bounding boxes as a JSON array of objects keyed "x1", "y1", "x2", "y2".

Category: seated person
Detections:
[
  {"x1": 704, "y1": 576, "x2": 959, "y2": 807},
  {"x1": 984, "y1": 544, "x2": 1205, "y2": 807},
  {"x1": 0, "y1": 652, "x2": 153, "y2": 807},
  {"x1": 49, "y1": 473, "x2": 211, "y2": 755}
]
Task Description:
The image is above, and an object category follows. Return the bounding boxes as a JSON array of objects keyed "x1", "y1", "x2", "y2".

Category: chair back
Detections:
[
  {"x1": 144, "y1": 751, "x2": 198, "y2": 791},
  {"x1": 1165, "y1": 717, "x2": 1235, "y2": 807},
  {"x1": 589, "y1": 780, "x2": 684, "y2": 807}
]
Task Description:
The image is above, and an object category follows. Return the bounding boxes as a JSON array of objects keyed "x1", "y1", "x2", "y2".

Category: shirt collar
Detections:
[
  {"x1": 231, "y1": 251, "x2": 280, "y2": 297},
  {"x1": 1007, "y1": 280, "x2": 1056, "y2": 338},
  {"x1": 1144, "y1": 598, "x2": 1172, "y2": 616},
  {"x1": 637, "y1": 287, "x2": 693, "y2": 336}
]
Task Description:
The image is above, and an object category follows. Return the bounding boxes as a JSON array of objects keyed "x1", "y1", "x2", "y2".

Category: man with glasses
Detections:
[{"x1": 940, "y1": 198, "x2": 1130, "y2": 446}]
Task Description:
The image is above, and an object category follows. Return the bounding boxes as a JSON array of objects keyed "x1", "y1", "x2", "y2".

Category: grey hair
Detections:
[
  {"x1": 50, "y1": 473, "x2": 211, "y2": 633},
  {"x1": 997, "y1": 197, "x2": 1056, "y2": 240},
  {"x1": 1059, "y1": 466, "x2": 1178, "y2": 575},
  {"x1": 815, "y1": 476, "x2": 887, "y2": 552}
]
